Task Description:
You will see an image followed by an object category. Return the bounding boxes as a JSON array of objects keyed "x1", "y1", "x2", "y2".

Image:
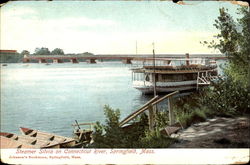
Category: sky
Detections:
[{"x1": 0, "y1": 1, "x2": 242, "y2": 54}]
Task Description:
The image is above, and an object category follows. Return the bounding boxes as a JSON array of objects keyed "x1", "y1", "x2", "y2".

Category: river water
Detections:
[
  {"x1": 1, "y1": 62, "x2": 152, "y2": 137},
  {"x1": 0, "y1": 60, "x2": 225, "y2": 137}
]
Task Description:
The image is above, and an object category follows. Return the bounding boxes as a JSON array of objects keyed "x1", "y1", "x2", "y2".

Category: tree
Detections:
[
  {"x1": 20, "y1": 50, "x2": 30, "y2": 56},
  {"x1": 51, "y1": 48, "x2": 64, "y2": 55},
  {"x1": 230, "y1": 7, "x2": 250, "y2": 87},
  {"x1": 90, "y1": 105, "x2": 126, "y2": 148},
  {"x1": 0, "y1": 51, "x2": 22, "y2": 63},
  {"x1": 34, "y1": 47, "x2": 50, "y2": 55},
  {"x1": 202, "y1": 7, "x2": 250, "y2": 87},
  {"x1": 201, "y1": 7, "x2": 250, "y2": 115},
  {"x1": 89, "y1": 105, "x2": 174, "y2": 148},
  {"x1": 82, "y1": 52, "x2": 94, "y2": 56}
]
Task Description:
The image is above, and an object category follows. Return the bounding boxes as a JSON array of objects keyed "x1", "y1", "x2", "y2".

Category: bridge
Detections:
[{"x1": 22, "y1": 53, "x2": 226, "y2": 64}]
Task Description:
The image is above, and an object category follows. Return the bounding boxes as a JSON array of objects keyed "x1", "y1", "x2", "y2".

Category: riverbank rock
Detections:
[{"x1": 169, "y1": 116, "x2": 250, "y2": 148}]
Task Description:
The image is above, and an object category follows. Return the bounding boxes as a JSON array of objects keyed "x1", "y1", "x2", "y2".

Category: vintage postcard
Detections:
[{"x1": 0, "y1": 0, "x2": 249, "y2": 164}]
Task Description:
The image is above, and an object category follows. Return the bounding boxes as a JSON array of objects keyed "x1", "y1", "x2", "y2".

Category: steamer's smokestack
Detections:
[{"x1": 186, "y1": 53, "x2": 189, "y2": 65}]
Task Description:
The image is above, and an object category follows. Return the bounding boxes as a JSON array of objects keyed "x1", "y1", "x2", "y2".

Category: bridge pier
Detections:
[
  {"x1": 39, "y1": 59, "x2": 47, "y2": 63},
  {"x1": 70, "y1": 58, "x2": 79, "y2": 63},
  {"x1": 122, "y1": 59, "x2": 132, "y2": 64},
  {"x1": 87, "y1": 59, "x2": 96, "y2": 64},
  {"x1": 53, "y1": 59, "x2": 64, "y2": 63},
  {"x1": 53, "y1": 59, "x2": 58, "y2": 63},
  {"x1": 23, "y1": 58, "x2": 30, "y2": 63}
]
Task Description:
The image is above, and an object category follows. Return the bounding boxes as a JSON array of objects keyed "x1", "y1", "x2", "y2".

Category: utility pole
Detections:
[
  {"x1": 149, "y1": 42, "x2": 157, "y2": 130},
  {"x1": 152, "y1": 42, "x2": 157, "y2": 97}
]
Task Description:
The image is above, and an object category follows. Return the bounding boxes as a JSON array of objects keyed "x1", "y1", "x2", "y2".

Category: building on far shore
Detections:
[{"x1": 0, "y1": 50, "x2": 23, "y2": 63}]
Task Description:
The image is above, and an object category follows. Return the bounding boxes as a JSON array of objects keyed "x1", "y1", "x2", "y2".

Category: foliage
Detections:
[
  {"x1": 155, "y1": 110, "x2": 169, "y2": 129},
  {"x1": 20, "y1": 50, "x2": 30, "y2": 56},
  {"x1": 197, "y1": 7, "x2": 250, "y2": 117},
  {"x1": 90, "y1": 105, "x2": 126, "y2": 148},
  {"x1": 200, "y1": 77, "x2": 250, "y2": 116},
  {"x1": 231, "y1": 7, "x2": 250, "y2": 86},
  {"x1": 34, "y1": 47, "x2": 65, "y2": 55},
  {"x1": 82, "y1": 52, "x2": 94, "y2": 56},
  {"x1": 51, "y1": 48, "x2": 64, "y2": 55},
  {"x1": 34, "y1": 47, "x2": 50, "y2": 55},
  {"x1": 124, "y1": 113, "x2": 149, "y2": 147},
  {"x1": 90, "y1": 122, "x2": 106, "y2": 148},
  {"x1": 174, "y1": 104, "x2": 207, "y2": 128},
  {"x1": 0, "y1": 51, "x2": 23, "y2": 63},
  {"x1": 174, "y1": 78, "x2": 249, "y2": 127},
  {"x1": 202, "y1": 8, "x2": 240, "y2": 54},
  {"x1": 90, "y1": 105, "x2": 174, "y2": 148},
  {"x1": 138, "y1": 129, "x2": 175, "y2": 148},
  {"x1": 103, "y1": 105, "x2": 127, "y2": 148},
  {"x1": 173, "y1": 78, "x2": 249, "y2": 128},
  {"x1": 202, "y1": 7, "x2": 250, "y2": 87}
]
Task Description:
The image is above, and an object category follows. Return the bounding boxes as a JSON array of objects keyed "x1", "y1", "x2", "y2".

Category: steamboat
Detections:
[{"x1": 131, "y1": 54, "x2": 218, "y2": 94}]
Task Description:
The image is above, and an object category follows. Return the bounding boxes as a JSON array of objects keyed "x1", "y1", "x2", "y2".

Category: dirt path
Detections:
[{"x1": 169, "y1": 116, "x2": 250, "y2": 148}]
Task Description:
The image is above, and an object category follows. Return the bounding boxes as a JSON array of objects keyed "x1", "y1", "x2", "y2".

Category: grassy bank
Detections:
[{"x1": 174, "y1": 76, "x2": 249, "y2": 129}]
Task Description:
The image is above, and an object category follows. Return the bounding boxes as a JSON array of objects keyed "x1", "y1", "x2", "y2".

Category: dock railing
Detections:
[
  {"x1": 119, "y1": 91, "x2": 179, "y2": 130},
  {"x1": 131, "y1": 58, "x2": 212, "y2": 69}
]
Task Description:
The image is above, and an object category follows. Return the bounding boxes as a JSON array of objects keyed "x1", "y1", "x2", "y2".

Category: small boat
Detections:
[
  {"x1": 2, "y1": 64, "x2": 7, "y2": 66},
  {"x1": 19, "y1": 127, "x2": 76, "y2": 148},
  {"x1": 0, "y1": 132, "x2": 60, "y2": 149},
  {"x1": 131, "y1": 55, "x2": 218, "y2": 94},
  {"x1": 0, "y1": 136, "x2": 39, "y2": 149}
]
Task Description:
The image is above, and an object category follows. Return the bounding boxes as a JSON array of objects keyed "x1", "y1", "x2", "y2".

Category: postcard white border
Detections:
[{"x1": 1, "y1": 149, "x2": 249, "y2": 164}]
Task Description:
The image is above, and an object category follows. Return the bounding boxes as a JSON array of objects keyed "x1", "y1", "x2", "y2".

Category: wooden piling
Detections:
[
  {"x1": 148, "y1": 105, "x2": 154, "y2": 131},
  {"x1": 168, "y1": 97, "x2": 175, "y2": 125}
]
